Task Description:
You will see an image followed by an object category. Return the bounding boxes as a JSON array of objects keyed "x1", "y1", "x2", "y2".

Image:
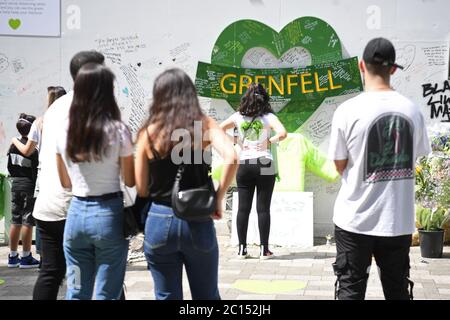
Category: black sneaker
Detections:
[
  {"x1": 259, "y1": 246, "x2": 274, "y2": 260},
  {"x1": 237, "y1": 245, "x2": 248, "y2": 259}
]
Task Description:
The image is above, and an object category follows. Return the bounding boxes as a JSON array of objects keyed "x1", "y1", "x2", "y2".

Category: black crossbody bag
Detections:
[{"x1": 171, "y1": 164, "x2": 217, "y2": 221}]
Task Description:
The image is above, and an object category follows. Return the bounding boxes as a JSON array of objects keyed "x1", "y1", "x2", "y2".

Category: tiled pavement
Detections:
[{"x1": 1, "y1": 232, "x2": 450, "y2": 300}]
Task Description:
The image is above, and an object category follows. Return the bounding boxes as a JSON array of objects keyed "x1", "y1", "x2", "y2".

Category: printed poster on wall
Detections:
[{"x1": 0, "y1": 0, "x2": 60, "y2": 37}]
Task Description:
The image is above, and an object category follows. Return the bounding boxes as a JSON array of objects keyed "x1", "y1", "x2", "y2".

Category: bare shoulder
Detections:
[{"x1": 136, "y1": 126, "x2": 149, "y2": 145}]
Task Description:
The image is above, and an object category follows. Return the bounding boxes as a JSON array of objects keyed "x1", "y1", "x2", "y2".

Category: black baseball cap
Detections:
[{"x1": 363, "y1": 37, "x2": 404, "y2": 70}]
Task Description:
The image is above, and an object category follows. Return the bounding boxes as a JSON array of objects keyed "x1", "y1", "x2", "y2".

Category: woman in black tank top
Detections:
[{"x1": 134, "y1": 68, "x2": 238, "y2": 300}]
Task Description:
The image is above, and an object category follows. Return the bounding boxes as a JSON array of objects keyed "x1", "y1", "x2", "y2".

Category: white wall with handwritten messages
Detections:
[
  {"x1": 0, "y1": 0, "x2": 449, "y2": 238},
  {"x1": 231, "y1": 192, "x2": 314, "y2": 248}
]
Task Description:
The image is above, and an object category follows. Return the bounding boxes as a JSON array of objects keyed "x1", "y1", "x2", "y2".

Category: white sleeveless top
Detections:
[{"x1": 229, "y1": 112, "x2": 277, "y2": 161}]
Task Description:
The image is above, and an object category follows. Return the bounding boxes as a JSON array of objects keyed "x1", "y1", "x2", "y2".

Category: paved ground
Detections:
[{"x1": 1, "y1": 229, "x2": 450, "y2": 300}]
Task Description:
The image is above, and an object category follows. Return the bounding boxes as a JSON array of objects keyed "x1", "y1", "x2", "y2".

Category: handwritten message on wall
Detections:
[{"x1": 422, "y1": 80, "x2": 450, "y2": 123}]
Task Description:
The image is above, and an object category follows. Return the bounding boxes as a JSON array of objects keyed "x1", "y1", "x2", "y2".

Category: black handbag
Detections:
[{"x1": 171, "y1": 164, "x2": 217, "y2": 221}]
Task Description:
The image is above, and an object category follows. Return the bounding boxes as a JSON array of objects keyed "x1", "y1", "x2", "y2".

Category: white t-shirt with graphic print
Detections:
[
  {"x1": 229, "y1": 112, "x2": 277, "y2": 161},
  {"x1": 328, "y1": 91, "x2": 431, "y2": 237}
]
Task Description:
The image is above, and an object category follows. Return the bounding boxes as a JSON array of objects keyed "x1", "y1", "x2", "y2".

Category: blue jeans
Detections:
[
  {"x1": 63, "y1": 196, "x2": 129, "y2": 300},
  {"x1": 144, "y1": 203, "x2": 220, "y2": 300}
]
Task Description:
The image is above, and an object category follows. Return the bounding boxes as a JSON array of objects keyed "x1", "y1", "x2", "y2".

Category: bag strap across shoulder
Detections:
[{"x1": 175, "y1": 164, "x2": 185, "y2": 183}]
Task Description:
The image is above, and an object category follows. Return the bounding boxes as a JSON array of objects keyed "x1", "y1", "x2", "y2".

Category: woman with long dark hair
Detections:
[
  {"x1": 220, "y1": 83, "x2": 287, "y2": 259},
  {"x1": 56, "y1": 63, "x2": 134, "y2": 299},
  {"x1": 135, "y1": 68, "x2": 238, "y2": 300}
]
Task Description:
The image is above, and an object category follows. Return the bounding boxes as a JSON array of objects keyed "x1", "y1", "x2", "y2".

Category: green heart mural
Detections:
[
  {"x1": 8, "y1": 18, "x2": 21, "y2": 30},
  {"x1": 211, "y1": 18, "x2": 342, "y2": 67},
  {"x1": 195, "y1": 17, "x2": 363, "y2": 132}
]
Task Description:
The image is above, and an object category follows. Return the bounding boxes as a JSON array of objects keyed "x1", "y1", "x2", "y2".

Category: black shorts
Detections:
[{"x1": 11, "y1": 190, "x2": 36, "y2": 226}]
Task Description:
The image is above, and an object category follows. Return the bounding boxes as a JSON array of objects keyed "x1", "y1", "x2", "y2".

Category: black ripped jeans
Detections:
[
  {"x1": 333, "y1": 225, "x2": 413, "y2": 300},
  {"x1": 236, "y1": 157, "x2": 276, "y2": 249}
]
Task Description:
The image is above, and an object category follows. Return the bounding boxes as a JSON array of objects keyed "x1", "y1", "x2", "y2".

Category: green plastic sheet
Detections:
[{"x1": 212, "y1": 133, "x2": 339, "y2": 191}]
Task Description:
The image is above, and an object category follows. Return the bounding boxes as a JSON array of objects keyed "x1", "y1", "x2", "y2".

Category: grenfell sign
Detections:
[
  {"x1": 194, "y1": 17, "x2": 363, "y2": 132},
  {"x1": 195, "y1": 57, "x2": 361, "y2": 104}
]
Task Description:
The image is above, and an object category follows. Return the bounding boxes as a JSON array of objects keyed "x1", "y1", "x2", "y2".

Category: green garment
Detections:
[
  {"x1": 211, "y1": 134, "x2": 339, "y2": 191},
  {"x1": 274, "y1": 134, "x2": 339, "y2": 191}
]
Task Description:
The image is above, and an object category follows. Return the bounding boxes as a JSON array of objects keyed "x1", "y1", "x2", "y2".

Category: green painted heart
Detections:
[
  {"x1": 232, "y1": 280, "x2": 306, "y2": 294},
  {"x1": 201, "y1": 17, "x2": 362, "y2": 132},
  {"x1": 8, "y1": 18, "x2": 21, "y2": 30}
]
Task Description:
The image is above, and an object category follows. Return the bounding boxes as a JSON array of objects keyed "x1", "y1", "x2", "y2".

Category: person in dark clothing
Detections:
[
  {"x1": 7, "y1": 113, "x2": 40, "y2": 269},
  {"x1": 328, "y1": 38, "x2": 431, "y2": 300},
  {"x1": 220, "y1": 83, "x2": 287, "y2": 259}
]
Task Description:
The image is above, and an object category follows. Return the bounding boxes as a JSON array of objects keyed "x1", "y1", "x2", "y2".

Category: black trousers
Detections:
[
  {"x1": 32, "y1": 219, "x2": 66, "y2": 300},
  {"x1": 236, "y1": 157, "x2": 276, "y2": 247},
  {"x1": 333, "y1": 225, "x2": 413, "y2": 300}
]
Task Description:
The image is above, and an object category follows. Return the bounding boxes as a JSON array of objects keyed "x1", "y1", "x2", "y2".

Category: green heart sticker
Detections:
[
  {"x1": 8, "y1": 18, "x2": 21, "y2": 30},
  {"x1": 195, "y1": 17, "x2": 363, "y2": 132}
]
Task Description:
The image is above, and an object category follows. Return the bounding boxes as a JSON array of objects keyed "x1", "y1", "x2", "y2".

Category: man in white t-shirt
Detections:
[
  {"x1": 32, "y1": 51, "x2": 105, "y2": 300},
  {"x1": 328, "y1": 38, "x2": 431, "y2": 300}
]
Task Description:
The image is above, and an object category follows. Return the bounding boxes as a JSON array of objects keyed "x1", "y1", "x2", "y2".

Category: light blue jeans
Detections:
[
  {"x1": 144, "y1": 203, "x2": 220, "y2": 300},
  {"x1": 63, "y1": 195, "x2": 129, "y2": 300}
]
